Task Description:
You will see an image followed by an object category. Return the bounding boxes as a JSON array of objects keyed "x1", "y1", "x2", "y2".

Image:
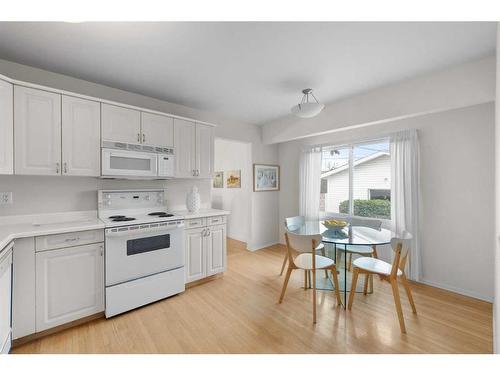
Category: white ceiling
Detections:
[{"x1": 0, "y1": 22, "x2": 495, "y2": 125}]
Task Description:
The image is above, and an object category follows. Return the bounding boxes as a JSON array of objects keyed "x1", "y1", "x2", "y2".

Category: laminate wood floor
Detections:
[{"x1": 12, "y1": 239, "x2": 493, "y2": 354}]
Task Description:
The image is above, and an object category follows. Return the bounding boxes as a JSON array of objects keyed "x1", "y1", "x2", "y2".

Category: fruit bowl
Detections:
[{"x1": 322, "y1": 219, "x2": 348, "y2": 230}]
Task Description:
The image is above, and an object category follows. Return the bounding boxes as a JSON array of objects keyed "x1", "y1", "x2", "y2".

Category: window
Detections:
[
  {"x1": 320, "y1": 140, "x2": 391, "y2": 220},
  {"x1": 369, "y1": 189, "x2": 391, "y2": 201}
]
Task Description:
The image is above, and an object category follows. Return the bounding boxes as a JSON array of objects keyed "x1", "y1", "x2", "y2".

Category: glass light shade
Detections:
[{"x1": 290, "y1": 102, "x2": 325, "y2": 118}]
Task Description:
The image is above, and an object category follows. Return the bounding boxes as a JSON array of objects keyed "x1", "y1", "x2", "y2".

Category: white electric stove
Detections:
[{"x1": 98, "y1": 189, "x2": 185, "y2": 318}]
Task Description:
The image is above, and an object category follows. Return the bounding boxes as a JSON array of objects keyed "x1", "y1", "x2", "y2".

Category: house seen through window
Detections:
[{"x1": 320, "y1": 140, "x2": 391, "y2": 220}]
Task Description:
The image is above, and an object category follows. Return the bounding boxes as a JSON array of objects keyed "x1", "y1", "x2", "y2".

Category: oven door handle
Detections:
[{"x1": 106, "y1": 225, "x2": 183, "y2": 238}]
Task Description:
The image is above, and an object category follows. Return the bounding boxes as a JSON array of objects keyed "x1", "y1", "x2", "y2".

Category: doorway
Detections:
[{"x1": 212, "y1": 138, "x2": 252, "y2": 244}]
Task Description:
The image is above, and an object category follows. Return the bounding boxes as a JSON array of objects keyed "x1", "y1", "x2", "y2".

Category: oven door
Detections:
[
  {"x1": 105, "y1": 223, "x2": 184, "y2": 286},
  {"x1": 102, "y1": 148, "x2": 158, "y2": 177}
]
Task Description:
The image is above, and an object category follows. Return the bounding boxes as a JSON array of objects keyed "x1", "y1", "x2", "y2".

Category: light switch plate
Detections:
[{"x1": 0, "y1": 192, "x2": 13, "y2": 205}]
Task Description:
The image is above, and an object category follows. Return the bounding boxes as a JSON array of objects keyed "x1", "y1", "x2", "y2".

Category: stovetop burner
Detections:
[
  {"x1": 112, "y1": 217, "x2": 136, "y2": 222},
  {"x1": 149, "y1": 212, "x2": 175, "y2": 218},
  {"x1": 109, "y1": 215, "x2": 126, "y2": 219}
]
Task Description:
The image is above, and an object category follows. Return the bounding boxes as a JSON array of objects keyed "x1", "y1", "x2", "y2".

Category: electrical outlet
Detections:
[{"x1": 0, "y1": 192, "x2": 13, "y2": 205}]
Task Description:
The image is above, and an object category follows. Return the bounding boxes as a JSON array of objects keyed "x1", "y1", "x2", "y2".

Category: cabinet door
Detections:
[
  {"x1": 141, "y1": 112, "x2": 174, "y2": 147},
  {"x1": 174, "y1": 119, "x2": 196, "y2": 178},
  {"x1": 12, "y1": 238, "x2": 36, "y2": 339},
  {"x1": 36, "y1": 243, "x2": 104, "y2": 332},
  {"x1": 195, "y1": 124, "x2": 214, "y2": 179},
  {"x1": 0, "y1": 80, "x2": 13, "y2": 175},
  {"x1": 206, "y1": 224, "x2": 226, "y2": 276},
  {"x1": 185, "y1": 228, "x2": 206, "y2": 283},
  {"x1": 62, "y1": 96, "x2": 101, "y2": 176},
  {"x1": 14, "y1": 86, "x2": 61, "y2": 175},
  {"x1": 101, "y1": 103, "x2": 141, "y2": 143},
  {"x1": 0, "y1": 246, "x2": 12, "y2": 352}
]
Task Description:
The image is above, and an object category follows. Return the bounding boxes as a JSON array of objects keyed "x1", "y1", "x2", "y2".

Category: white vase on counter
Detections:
[{"x1": 186, "y1": 186, "x2": 201, "y2": 213}]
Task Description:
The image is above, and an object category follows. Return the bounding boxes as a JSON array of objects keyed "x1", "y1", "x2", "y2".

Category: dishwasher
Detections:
[{"x1": 0, "y1": 242, "x2": 13, "y2": 354}]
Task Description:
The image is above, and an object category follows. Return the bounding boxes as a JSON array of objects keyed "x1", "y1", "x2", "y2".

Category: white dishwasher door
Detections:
[{"x1": 0, "y1": 246, "x2": 13, "y2": 354}]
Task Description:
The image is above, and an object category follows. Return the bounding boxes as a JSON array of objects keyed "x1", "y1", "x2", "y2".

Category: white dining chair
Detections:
[
  {"x1": 348, "y1": 231, "x2": 417, "y2": 333},
  {"x1": 282, "y1": 216, "x2": 328, "y2": 280},
  {"x1": 279, "y1": 231, "x2": 342, "y2": 323},
  {"x1": 344, "y1": 217, "x2": 382, "y2": 271}
]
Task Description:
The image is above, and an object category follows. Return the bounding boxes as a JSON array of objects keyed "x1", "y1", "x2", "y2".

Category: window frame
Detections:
[{"x1": 320, "y1": 137, "x2": 392, "y2": 226}]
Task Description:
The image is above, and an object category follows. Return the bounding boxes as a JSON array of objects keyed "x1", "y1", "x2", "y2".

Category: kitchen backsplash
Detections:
[{"x1": 0, "y1": 175, "x2": 211, "y2": 216}]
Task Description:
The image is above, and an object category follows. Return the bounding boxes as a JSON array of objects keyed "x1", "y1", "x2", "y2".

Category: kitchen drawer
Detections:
[
  {"x1": 35, "y1": 229, "x2": 104, "y2": 252},
  {"x1": 185, "y1": 218, "x2": 206, "y2": 229},
  {"x1": 207, "y1": 215, "x2": 226, "y2": 226}
]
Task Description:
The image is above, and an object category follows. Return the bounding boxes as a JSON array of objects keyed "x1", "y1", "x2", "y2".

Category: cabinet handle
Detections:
[
  {"x1": 142, "y1": 133, "x2": 146, "y2": 143},
  {"x1": 56, "y1": 162, "x2": 60, "y2": 174},
  {"x1": 137, "y1": 133, "x2": 141, "y2": 142},
  {"x1": 63, "y1": 162, "x2": 68, "y2": 174}
]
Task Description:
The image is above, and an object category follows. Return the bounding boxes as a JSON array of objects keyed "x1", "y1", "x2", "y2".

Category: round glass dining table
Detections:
[{"x1": 287, "y1": 220, "x2": 394, "y2": 307}]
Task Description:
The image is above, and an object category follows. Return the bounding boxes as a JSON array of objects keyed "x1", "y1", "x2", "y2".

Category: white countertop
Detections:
[
  {"x1": 0, "y1": 208, "x2": 230, "y2": 250},
  {"x1": 0, "y1": 211, "x2": 105, "y2": 250},
  {"x1": 173, "y1": 208, "x2": 230, "y2": 220}
]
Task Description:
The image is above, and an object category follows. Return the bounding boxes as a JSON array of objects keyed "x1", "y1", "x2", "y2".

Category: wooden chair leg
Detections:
[
  {"x1": 304, "y1": 270, "x2": 308, "y2": 289},
  {"x1": 369, "y1": 249, "x2": 377, "y2": 293},
  {"x1": 280, "y1": 254, "x2": 288, "y2": 276},
  {"x1": 331, "y1": 266, "x2": 342, "y2": 306},
  {"x1": 401, "y1": 274, "x2": 417, "y2": 314},
  {"x1": 363, "y1": 273, "x2": 369, "y2": 295},
  {"x1": 308, "y1": 270, "x2": 312, "y2": 288},
  {"x1": 390, "y1": 279, "x2": 406, "y2": 333},
  {"x1": 279, "y1": 267, "x2": 293, "y2": 303},
  {"x1": 348, "y1": 253, "x2": 352, "y2": 271},
  {"x1": 348, "y1": 268, "x2": 359, "y2": 310},
  {"x1": 320, "y1": 247, "x2": 329, "y2": 278},
  {"x1": 312, "y1": 268, "x2": 317, "y2": 324}
]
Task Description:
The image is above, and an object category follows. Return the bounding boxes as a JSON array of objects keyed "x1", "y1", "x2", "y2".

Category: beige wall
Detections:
[{"x1": 212, "y1": 138, "x2": 252, "y2": 243}]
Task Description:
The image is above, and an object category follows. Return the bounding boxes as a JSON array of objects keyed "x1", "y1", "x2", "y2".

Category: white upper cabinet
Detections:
[
  {"x1": 174, "y1": 119, "x2": 214, "y2": 178},
  {"x1": 101, "y1": 104, "x2": 141, "y2": 144},
  {"x1": 0, "y1": 80, "x2": 13, "y2": 175},
  {"x1": 14, "y1": 86, "x2": 62, "y2": 175},
  {"x1": 62, "y1": 96, "x2": 101, "y2": 176},
  {"x1": 141, "y1": 112, "x2": 174, "y2": 147},
  {"x1": 174, "y1": 118, "x2": 196, "y2": 178},
  {"x1": 195, "y1": 123, "x2": 214, "y2": 179}
]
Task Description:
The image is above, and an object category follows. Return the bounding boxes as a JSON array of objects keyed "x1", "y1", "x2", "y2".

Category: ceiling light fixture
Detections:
[{"x1": 290, "y1": 88, "x2": 325, "y2": 118}]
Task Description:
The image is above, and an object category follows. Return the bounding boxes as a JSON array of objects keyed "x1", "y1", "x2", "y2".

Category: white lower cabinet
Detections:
[
  {"x1": 0, "y1": 242, "x2": 13, "y2": 354},
  {"x1": 12, "y1": 237, "x2": 36, "y2": 340},
  {"x1": 185, "y1": 220, "x2": 227, "y2": 283},
  {"x1": 35, "y1": 242, "x2": 104, "y2": 331},
  {"x1": 206, "y1": 224, "x2": 226, "y2": 276},
  {"x1": 185, "y1": 228, "x2": 206, "y2": 283}
]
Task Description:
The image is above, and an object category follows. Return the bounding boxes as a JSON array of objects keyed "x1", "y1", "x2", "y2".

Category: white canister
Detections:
[{"x1": 186, "y1": 186, "x2": 201, "y2": 213}]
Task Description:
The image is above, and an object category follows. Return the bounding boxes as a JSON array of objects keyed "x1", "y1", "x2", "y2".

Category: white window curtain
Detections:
[
  {"x1": 299, "y1": 147, "x2": 322, "y2": 220},
  {"x1": 390, "y1": 129, "x2": 421, "y2": 281}
]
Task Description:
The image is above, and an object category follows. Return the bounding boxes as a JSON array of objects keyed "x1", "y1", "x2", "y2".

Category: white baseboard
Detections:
[
  {"x1": 418, "y1": 278, "x2": 493, "y2": 303},
  {"x1": 247, "y1": 241, "x2": 280, "y2": 252}
]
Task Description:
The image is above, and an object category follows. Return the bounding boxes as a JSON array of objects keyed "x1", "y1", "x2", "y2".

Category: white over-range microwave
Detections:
[{"x1": 101, "y1": 141, "x2": 175, "y2": 179}]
